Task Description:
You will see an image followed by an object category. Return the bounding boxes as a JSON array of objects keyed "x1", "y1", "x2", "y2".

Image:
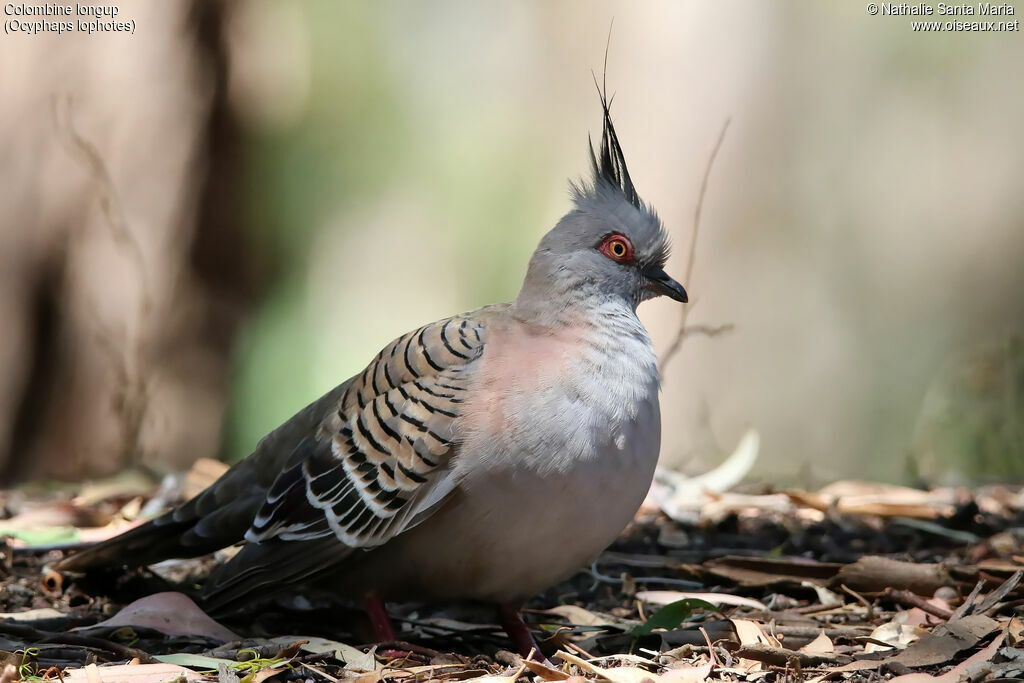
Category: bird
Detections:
[{"x1": 54, "y1": 88, "x2": 688, "y2": 659}]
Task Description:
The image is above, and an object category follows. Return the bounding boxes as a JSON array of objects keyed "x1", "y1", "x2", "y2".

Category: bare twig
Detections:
[
  {"x1": 673, "y1": 323, "x2": 735, "y2": 341},
  {"x1": 883, "y1": 587, "x2": 954, "y2": 620},
  {"x1": 659, "y1": 118, "x2": 731, "y2": 375},
  {"x1": 973, "y1": 569, "x2": 1023, "y2": 616}
]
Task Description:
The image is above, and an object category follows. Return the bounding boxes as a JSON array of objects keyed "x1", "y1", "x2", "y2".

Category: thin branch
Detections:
[
  {"x1": 675, "y1": 323, "x2": 734, "y2": 340},
  {"x1": 659, "y1": 118, "x2": 731, "y2": 375}
]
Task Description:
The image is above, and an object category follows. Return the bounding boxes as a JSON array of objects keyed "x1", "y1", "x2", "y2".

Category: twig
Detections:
[
  {"x1": 673, "y1": 323, "x2": 734, "y2": 341},
  {"x1": 300, "y1": 662, "x2": 341, "y2": 682},
  {"x1": 735, "y1": 644, "x2": 850, "y2": 668},
  {"x1": 588, "y1": 562, "x2": 703, "y2": 590},
  {"x1": 659, "y1": 118, "x2": 731, "y2": 375},
  {"x1": 883, "y1": 587, "x2": 954, "y2": 620},
  {"x1": 973, "y1": 569, "x2": 1023, "y2": 616},
  {"x1": 840, "y1": 584, "x2": 874, "y2": 621},
  {"x1": 949, "y1": 580, "x2": 985, "y2": 620}
]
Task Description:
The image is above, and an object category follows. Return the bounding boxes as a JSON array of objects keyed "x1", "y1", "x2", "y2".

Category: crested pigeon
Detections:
[{"x1": 55, "y1": 91, "x2": 688, "y2": 658}]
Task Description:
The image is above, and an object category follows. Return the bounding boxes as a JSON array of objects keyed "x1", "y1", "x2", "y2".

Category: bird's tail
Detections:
[{"x1": 53, "y1": 514, "x2": 221, "y2": 573}]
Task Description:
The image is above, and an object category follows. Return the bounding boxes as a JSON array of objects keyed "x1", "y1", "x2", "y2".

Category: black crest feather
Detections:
[{"x1": 588, "y1": 53, "x2": 642, "y2": 211}]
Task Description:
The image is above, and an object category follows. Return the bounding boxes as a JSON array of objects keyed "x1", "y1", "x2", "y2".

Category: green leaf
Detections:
[
  {"x1": 629, "y1": 598, "x2": 717, "y2": 636},
  {"x1": 0, "y1": 526, "x2": 81, "y2": 546}
]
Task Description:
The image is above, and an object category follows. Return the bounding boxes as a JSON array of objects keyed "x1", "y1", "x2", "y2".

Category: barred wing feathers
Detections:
[{"x1": 247, "y1": 313, "x2": 486, "y2": 547}]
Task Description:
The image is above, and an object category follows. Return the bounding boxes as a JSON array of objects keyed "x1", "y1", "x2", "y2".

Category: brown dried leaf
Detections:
[
  {"x1": 538, "y1": 604, "x2": 618, "y2": 626},
  {"x1": 730, "y1": 619, "x2": 781, "y2": 648},
  {"x1": 887, "y1": 614, "x2": 1000, "y2": 668},
  {"x1": 888, "y1": 627, "x2": 1006, "y2": 682},
  {"x1": 76, "y1": 591, "x2": 239, "y2": 642},
  {"x1": 798, "y1": 631, "x2": 834, "y2": 655}
]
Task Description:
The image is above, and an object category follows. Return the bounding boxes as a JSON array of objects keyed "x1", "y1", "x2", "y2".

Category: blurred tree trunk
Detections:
[{"x1": 0, "y1": 1, "x2": 260, "y2": 481}]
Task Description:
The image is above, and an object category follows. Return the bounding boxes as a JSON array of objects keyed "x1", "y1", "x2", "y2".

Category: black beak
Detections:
[{"x1": 642, "y1": 267, "x2": 688, "y2": 303}]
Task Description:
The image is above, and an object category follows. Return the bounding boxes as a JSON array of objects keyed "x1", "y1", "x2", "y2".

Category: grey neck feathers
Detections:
[{"x1": 513, "y1": 252, "x2": 635, "y2": 326}]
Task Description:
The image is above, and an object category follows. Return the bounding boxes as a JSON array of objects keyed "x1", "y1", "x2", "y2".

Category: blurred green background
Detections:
[{"x1": 0, "y1": 1, "x2": 1021, "y2": 485}]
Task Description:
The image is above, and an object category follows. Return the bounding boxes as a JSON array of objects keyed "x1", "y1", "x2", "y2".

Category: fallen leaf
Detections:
[
  {"x1": 0, "y1": 526, "x2": 81, "y2": 546},
  {"x1": 703, "y1": 556, "x2": 841, "y2": 588},
  {"x1": 887, "y1": 614, "x2": 1000, "y2": 668},
  {"x1": 0, "y1": 607, "x2": 64, "y2": 620},
  {"x1": 730, "y1": 619, "x2": 781, "y2": 648},
  {"x1": 62, "y1": 663, "x2": 203, "y2": 681},
  {"x1": 865, "y1": 621, "x2": 928, "y2": 652},
  {"x1": 651, "y1": 429, "x2": 760, "y2": 519},
  {"x1": 276, "y1": 637, "x2": 377, "y2": 671},
  {"x1": 471, "y1": 662, "x2": 528, "y2": 683},
  {"x1": 814, "y1": 481, "x2": 958, "y2": 518},
  {"x1": 185, "y1": 457, "x2": 231, "y2": 498},
  {"x1": 800, "y1": 581, "x2": 843, "y2": 608},
  {"x1": 657, "y1": 662, "x2": 714, "y2": 682},
  {"x1": 1009, "y1": 616, "x2": 1024, "y2": 646},
  {"x1": 153, "y1": 653, "x2": 236, "y2": 669},
  {"x1": 798, "y1": 631, "x2": 834, "y2": 655},
  {"x1": 631, "y1": 599, "x2": 716, "y2": 636},
  {"x1": 556, "y1": 650, "x2": 658, "y2": 683},
  {"x1": 539, "y1": 604, "x2": 618, "y2": 626},
  {"x1": 888, "y1": 627, "x2": 1006, "y2": 682},
  {"x1": 73, "y1": 471, "x2": 156, "y2": 506},
  {"x1": 76, "y1": 592, "x2": 239, "y2": 642},
  {"x1": 636, "y1": 590, "x2": 767, "y2": 611},
  {"x1": 522, "y1": 658, "x2": 572, "y2": 681}
]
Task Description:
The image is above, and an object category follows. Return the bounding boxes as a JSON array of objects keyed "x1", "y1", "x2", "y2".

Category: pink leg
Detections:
[
  {"x1": 498, "y1": 603, "x2": 544, "y2": 661},
  {"x1": 363, "y1": 591, "x2": 396, "y2": 642}
]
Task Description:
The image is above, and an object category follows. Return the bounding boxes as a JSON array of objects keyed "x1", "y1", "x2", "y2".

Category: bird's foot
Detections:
[
  {"x1": 497, "y1": 603, "x2": 545, "y2": 662},
  {"x1": 363, "y1": 591, "x2": 396, "y2": 642}
]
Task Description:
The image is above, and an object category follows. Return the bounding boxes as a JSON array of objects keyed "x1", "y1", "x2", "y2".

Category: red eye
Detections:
[{"x1": 598, "y1": 234, "x2": 634, "y2": 263}]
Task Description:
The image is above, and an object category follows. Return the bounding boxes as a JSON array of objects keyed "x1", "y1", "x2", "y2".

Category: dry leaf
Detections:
[
  {"x1": 815, "y1": 481, "x2": 955, "y2": 518},
  {"x1": 865, "y1": 621, "x2": 928, "y2": 652},
  {"x1": 730, "y1": 619, "x2": 781, "y2": 648},
  {"x1": 185, "y1": 457, "x2": 231, "y2": 498},
  {"x1": 75, "y1": 591, "x2": 239, "y2": 642},
  {"x1": 889, "y1": 628, "x2": 1006, "y2": 682},
  {"x1": 657, "y1": 662, "x2": 714, "y2": 682},
  {"x1": 651, "y1": 429, "x2": 760, "y2": 519},
  {"x1": 539, "y1": 604, "x2": 618, "y2": 626},
  {"x1": 636, "y1": 590, "x2": 766, "y2": 611},
  {"x1": 800, "y1": 581, "x2": 843, "y2": 607},
  {"x1": 798, "y1": 631, "x2": 834, "y2": 655},
  {"x1": 1008, "y1": 616, "x2": 1024, "y2": 646},
  {"x1": 887, "y1": 614, "x2": 1000, "y2": 668},
  {"x1": 471, "y1": 662, "x2": 529, "y2": 683},
  {"x1": 522, "y1": 658, "x2": 572, "y2": 681},
  {"x1": 0, "y1": 607, "x2": 64, "y2": 620},
  {"x1": 62, "y1": 663, "x2": 203, "y2": 681},
  {"x1": 262, "y1": 636, "x2": 377, "y2": 672},
  {"x1": 556, "y1": 650, "x2": 658, "y2": 683}
]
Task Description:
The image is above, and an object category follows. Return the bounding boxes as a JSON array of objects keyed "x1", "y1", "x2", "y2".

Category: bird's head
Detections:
[{"x1": 517, "y1": 92, "x2": 687, "y2": 318}]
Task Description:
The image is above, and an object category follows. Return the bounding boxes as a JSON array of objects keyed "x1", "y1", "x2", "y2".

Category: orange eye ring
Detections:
[{"x1": 598, "y1": 234, "x2": 634, "y2": 264}]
